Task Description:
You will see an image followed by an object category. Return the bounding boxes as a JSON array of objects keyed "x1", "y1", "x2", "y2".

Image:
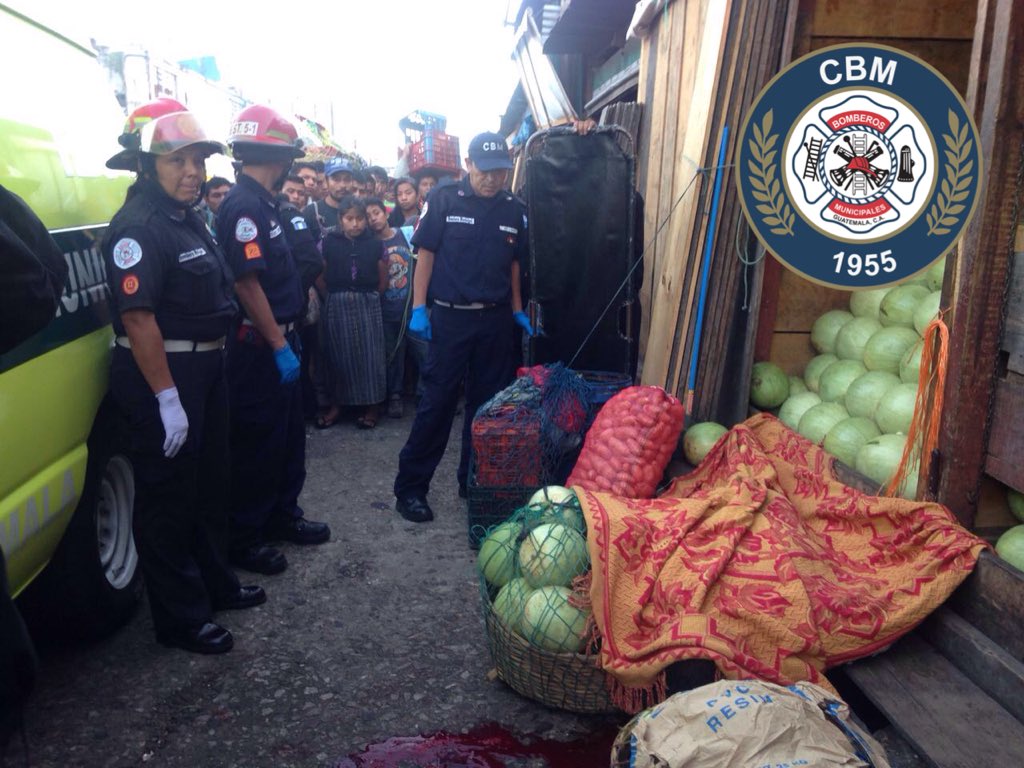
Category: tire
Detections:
[{"x1": 21, "y1": 401, "x2": 142, "y2": 641}]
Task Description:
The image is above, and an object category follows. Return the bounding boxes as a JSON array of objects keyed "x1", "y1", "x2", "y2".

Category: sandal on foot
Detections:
[
  {"x1": 315, "y1": 410, "x2": 339, "y2": 430},
  {"x1": 356, "y1": 415, "x2": 377, "y2": 429}
]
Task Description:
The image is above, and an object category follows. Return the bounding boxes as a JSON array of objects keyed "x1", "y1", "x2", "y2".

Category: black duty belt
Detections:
[{"x1": 241, "y1": 318, "x2": 297, "y2": 334}]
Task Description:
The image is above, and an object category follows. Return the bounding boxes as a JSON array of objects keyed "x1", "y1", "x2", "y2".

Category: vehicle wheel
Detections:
[{"x1": 21, "y1": 404, "x2": 142, "y2": 641}]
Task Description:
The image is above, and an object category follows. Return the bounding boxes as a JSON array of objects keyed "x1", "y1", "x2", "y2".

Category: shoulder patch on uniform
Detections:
[
  {"x1": 112, "y1": 237, "x2": 143, "y2": 269},
  {"x1": 268, "y1": 222, "x2": 283, "y2": 238},
  {"x1": 121, "y1": 274, "x2": 140, "y2": 295},
  {"x1": 291, "y1": 216, "x2": 307, "y2": 231},
  {"x1": 244, "y1": 242, "x2": 262, "y2": 260},
  {"x1": 235, "y1": 216, "x2": 258, "y2": 243}
]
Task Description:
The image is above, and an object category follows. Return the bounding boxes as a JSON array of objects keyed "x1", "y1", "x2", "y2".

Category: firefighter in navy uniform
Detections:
[
  {"x1": 278, "y1": 194, "x2": 323, "y2": 295},
  {"x1": 218, "y1": 105, "x2": 330, "y2": 575},
  {"x1": 393, "y1": 132, "x2": 534, "y2": 523},
  {"x1": 102, "y1": 101, "x2": 265, "y2": 655}
]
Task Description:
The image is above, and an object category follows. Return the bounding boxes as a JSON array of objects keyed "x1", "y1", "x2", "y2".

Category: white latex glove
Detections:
[{"x1": 155, "y1": 386, "x2": 188, "y2": 458}]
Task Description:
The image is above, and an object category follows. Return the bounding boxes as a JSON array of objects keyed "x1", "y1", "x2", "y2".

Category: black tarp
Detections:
[{"x1": 524, "y1": 125, "x2": 639, "y2": 376}]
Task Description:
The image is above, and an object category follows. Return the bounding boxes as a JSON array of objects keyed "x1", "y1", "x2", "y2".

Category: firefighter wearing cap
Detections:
[
  {"x1": 218, "y1": 104, "x2": 331, "y2": 576},
  {"x1": 393, "y1": 132, "x2": 534, "y2": 523},
  {"x1": 102, "y1": 100, "x2": 265, "y2": 655}
]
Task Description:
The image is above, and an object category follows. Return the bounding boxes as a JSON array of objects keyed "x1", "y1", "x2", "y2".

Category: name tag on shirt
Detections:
[
  {"x1": 178, "y1": 247, "x2": 207, "y2": 263},
  {"x1": 499, "y1": 225, "x2": 518, "y2": 234},
  {"x1": 446, "y1": 216, "x2": 475, "y2": 224},
  {"x1": 269, "y1": 222, "x2": 283, "y2": 238}
]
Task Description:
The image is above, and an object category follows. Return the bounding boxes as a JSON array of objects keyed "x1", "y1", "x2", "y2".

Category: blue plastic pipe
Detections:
[{"x1": 686, "y1": 125, "x2": 729, "y2": 417}]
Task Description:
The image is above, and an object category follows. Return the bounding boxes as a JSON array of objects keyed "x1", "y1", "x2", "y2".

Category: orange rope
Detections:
[{"x1": 886, "y1": 312, "x2": 949, "y2": 497}]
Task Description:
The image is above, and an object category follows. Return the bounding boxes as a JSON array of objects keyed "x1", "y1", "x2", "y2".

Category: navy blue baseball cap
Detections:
[
  {"x1": 468, "y1": 132, "x2": 513, "y2": 171},
  {"x1": 324, "y1": 157, "x2": 355, "y2": 177}
]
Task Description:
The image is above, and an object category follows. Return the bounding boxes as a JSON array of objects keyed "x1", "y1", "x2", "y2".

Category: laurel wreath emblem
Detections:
[
  {"x1": 747, "y1": 109, "x2": 794, "y2": 236},
  {"x1": 926, "y1": 110, "x2": 973, "y2": 236}
]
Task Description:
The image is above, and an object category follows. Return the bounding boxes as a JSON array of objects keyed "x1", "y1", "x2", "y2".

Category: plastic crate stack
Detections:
[
  {"x1": 467, "y1": 364, "x2": 594, "y2": 547},
  {"x1": 468, "y1": 400, "x2": 542, "y2": 548},
  {"x1": 409, "y1": 130, "x2": 460, "y2": 176}
]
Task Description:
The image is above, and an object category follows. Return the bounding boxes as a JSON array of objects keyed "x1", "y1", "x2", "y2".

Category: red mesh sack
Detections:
[{"x1": 567, "y1": 385, "x2": 685, "y2": 499}]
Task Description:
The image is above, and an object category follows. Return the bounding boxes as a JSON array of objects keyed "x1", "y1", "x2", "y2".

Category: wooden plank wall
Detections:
[
  {"x1": 937, "y1": 0, "x2": 1024, "y2": 526},
  {"x1": 636, "y1": 0, "x2": 731, "y2": 391},
  {"x1": 982, "y1": 230, "x2": 1024, "y2": 493},
  {"x1": 689, "y1": 1, "x2": 796, "y2": 424},
  {"x1": 636, "y1": 0, "x2": 797, "y2": 407},
  {"x1": 633, "y1": 18, "x2": 658, "y2": 368},
  {"x1": 754, "y1": 0, "x2": 977, "y2": 378}
]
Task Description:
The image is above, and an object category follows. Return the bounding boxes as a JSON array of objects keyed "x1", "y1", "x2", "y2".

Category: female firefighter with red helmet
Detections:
[
  {"x1": 102, "y1": 100, "x2": 265, "y2": 655},
  {"x1": 217, "y1": 104, "x2": 331, "y2": 577}
]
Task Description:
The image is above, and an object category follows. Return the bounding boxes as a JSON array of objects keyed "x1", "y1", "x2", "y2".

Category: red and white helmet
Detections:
[
  {"x1": 227, "y1": 104, "x2": 304, "y2": 162},
  {"x1": 107, "y1": 99, "x2": 223, "y2": 170}
]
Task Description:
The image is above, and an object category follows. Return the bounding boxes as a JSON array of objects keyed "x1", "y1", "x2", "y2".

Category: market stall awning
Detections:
[{"x1": 542, "y1": 0, "x2": 637, "y2": 56}]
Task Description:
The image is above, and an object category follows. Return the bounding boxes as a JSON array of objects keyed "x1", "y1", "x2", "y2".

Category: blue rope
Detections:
[{"x1": 686, "y1": 126, "x2": 729, "y2": 413}]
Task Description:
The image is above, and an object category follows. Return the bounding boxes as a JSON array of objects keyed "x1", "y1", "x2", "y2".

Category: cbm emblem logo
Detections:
[{"x1": 736, "y1": 44, "x2": 982, "y2": 289}]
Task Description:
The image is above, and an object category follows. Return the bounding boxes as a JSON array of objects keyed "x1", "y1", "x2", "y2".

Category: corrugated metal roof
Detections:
[
  {"x1": 540, "y1": 2, "x2": 562, "y2": 38},
  {"x1": 543, "y1": 0, "x2": 636, "y2": 56},
  {"x1": 510, "y1": 0, "x2": 564, "y2": 39}
]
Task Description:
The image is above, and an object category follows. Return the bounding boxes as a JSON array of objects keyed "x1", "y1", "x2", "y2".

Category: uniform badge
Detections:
[
  {"x1": 244, "y1": 242, "x2": 262, "y2": 260},
  {"x1": 235, "y1": 216, "x2": 259, "y2": 243},
  {"x1": 112, "y1": 237, "x2": 143, "y2": 269},
  {"x1": 178, "y1": 247, "x2": 206, "y2": 263},
  {"x1": 268, "y1": 222, "x2": 283, "y2": 238},
  {"x1": 291, "y1": 216, "x2": 307, "y2": 231},
  {"x1": 121, "y1": 274, "x2": 140, "y2": 295},
  {"x1": 736, "y1": 44, "x2": 981, "y2": 288}
]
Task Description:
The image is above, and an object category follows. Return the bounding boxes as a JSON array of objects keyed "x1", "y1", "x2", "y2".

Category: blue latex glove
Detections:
[
  {"x1": 409, "y1": 305, "x2": 432, "y2": 340},
  {"x1": 273, "y1": 342, "x2": 301, "y2": 384},
  {"x1": 513, "y1": 310, "x2": 535, "y2": 337}
]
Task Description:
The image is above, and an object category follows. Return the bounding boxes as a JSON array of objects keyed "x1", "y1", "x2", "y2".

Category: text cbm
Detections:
[{"x1": 819, "y1": 56, "x2": 897, "y2": 86}]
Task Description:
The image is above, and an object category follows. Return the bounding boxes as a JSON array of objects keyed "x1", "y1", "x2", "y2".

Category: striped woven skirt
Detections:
[{"x1": 323, "y1": 290, "x2": 386, "y2": 406}]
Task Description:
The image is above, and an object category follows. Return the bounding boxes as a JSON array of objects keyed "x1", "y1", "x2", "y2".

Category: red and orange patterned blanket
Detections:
[{"x1": 577, "y1": 413, "x2": 986, "y2": 708}]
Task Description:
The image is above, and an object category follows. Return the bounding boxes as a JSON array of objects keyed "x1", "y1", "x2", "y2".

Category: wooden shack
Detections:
[
  {"x1": 630, "y1": 4, "x2": 1024, "y2": 761},
  {"x1": 634, "y1": 0, "x2": 1023, "y2": 530}
]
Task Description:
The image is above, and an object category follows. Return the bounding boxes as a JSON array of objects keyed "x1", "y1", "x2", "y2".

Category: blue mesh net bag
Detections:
[{"x1": 468, "y1": 364, "x2": 593, "y2": 546}]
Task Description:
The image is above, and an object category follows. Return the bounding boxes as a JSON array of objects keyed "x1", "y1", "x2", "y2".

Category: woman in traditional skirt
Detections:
[{"x1": 321, "y1": 195, "x2": 388, "y2": 427}]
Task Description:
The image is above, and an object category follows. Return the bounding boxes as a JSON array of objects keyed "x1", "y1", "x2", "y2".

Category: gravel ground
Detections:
[
  {"x1": 13, "y1": 399, "x2": 924, "y2": 768},
  {"x1": 16, "y1": 404, "x2": 623, "y2": 768}
]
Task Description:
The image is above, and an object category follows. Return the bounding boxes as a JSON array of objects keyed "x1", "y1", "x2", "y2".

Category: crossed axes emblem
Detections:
[{"x1": 829, "y1": 136, "x2": 889, "y2": 190}]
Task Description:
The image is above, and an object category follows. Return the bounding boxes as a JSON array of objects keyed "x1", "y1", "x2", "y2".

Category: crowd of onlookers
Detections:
[{"x1": 198, "y1": 158, "x2": 453, "y2": 430}]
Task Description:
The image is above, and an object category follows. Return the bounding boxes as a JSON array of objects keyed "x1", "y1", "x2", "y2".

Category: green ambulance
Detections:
[{"x1": 1, "y1": 3, "x2": 141, "y2": 636}]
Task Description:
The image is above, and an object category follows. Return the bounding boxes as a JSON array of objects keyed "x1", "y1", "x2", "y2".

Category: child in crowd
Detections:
[
  {"x1": 387, "y1": 177, "x2": 421, "y2": 227},
  {"x1": 321, "y1": 196, "x2": 388, "y2": 428},
  {"x1": 416, "y1": 172, "x2": 438, "y2": 203},
  {"x1": 366, "y1": 198, "x2": 413, "y2": 418}
]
